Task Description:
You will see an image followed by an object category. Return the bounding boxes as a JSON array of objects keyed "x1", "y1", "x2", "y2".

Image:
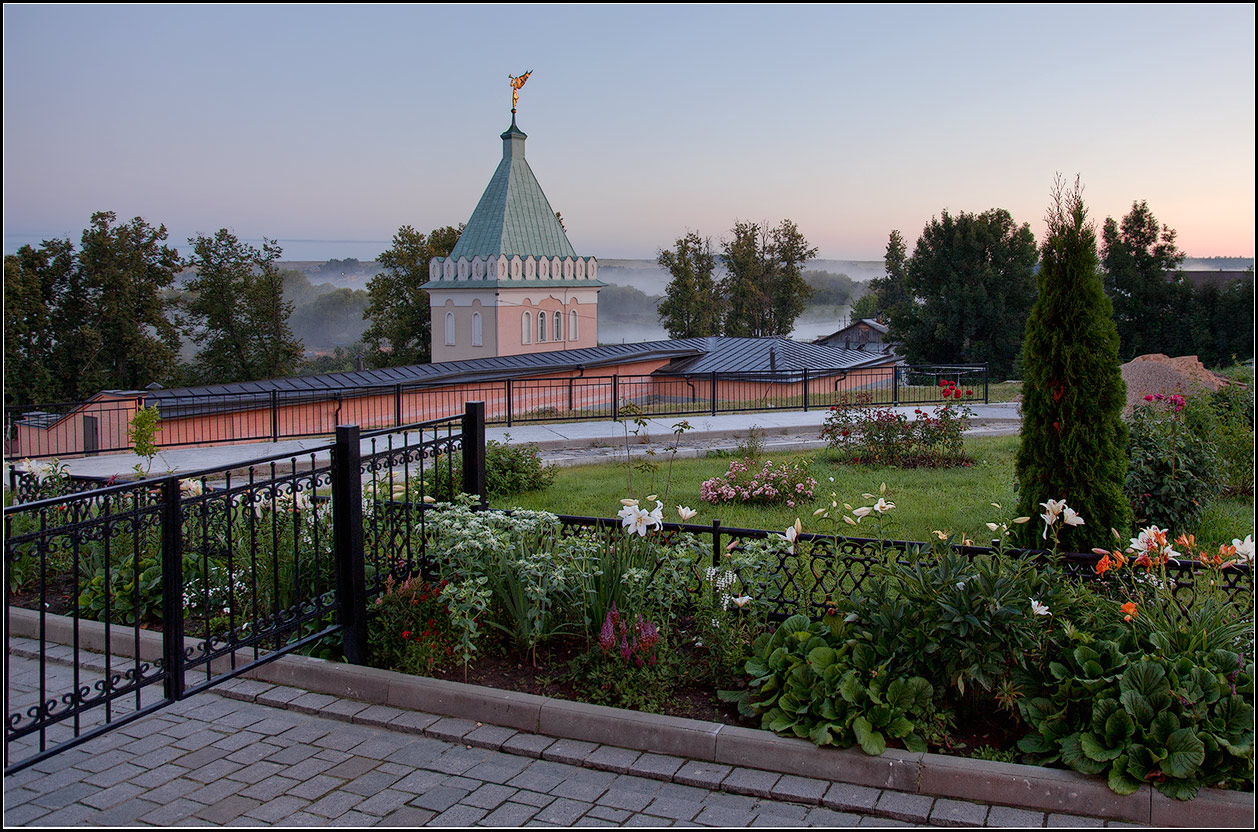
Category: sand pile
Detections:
[{"x1": 1120, "y1": 354, "x2": 1232, "y2": 411}]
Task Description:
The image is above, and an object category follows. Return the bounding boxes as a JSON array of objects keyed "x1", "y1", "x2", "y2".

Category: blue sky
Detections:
[{"x1": 3, "y1": 4, "x2": 1254, "y2": 262}]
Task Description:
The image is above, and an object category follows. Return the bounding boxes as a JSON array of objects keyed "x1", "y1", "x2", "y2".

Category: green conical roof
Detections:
[{"x1": 447, "y1": 116, "x2": 577, "y2": 261}]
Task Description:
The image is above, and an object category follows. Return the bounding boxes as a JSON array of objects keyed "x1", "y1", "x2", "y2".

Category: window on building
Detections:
[
  {"x1": 444, "y1": 311, "x2": 455, "y2": 346},
  {"x1": 522, "y1": 311, "x2": 532, "y2": 344},
  {"x1": 538, "y1": 312, "x2": 547, "y2": 342},
  {"x1": 554, "y1": 312, "x2": 563, "y2": 341},
  {"x1": 472, "y1": 312, "x2": 482, "y2": 347},
  {"x1": 569, "y1": 310, "x2": 578, "y2": 341}
]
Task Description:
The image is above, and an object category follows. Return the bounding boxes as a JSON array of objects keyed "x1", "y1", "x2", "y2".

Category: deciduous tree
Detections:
[
  {"x1": 889, "y1": 208, "x2": 1037, "y2": 379},
  {"x1": 1015, "y1": 177, "x2": 1131, "y2": 550},
  {"x1": 362, "y1": 224, "x2": 461, "y2": 367},
  {"x1": 720, "y1": 219, "x2": 817, "y2": 337},
  {"x1": 183, "y1": 230, "x2": 303, "y2": 384},
  {"x1": 657, "y1": 231, "x2": 722, "y2": 338}
]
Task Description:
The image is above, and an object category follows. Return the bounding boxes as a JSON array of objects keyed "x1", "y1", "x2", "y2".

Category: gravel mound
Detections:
[{"x1": 1120, "y1": 354, "x2": 1231, "y2": 412}]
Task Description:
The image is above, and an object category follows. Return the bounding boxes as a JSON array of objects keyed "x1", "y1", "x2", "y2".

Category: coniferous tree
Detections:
[
  {"x1": 1100, "y1": 201, "x2": 1187, "y2": 360},
  {"x1": 867, "y1": 229, "x2": 910, "y2": 320},
  {"x1": 1015, "y1": 178, "x2": 1132, "y2": 550},
  {"x1": 657, "y1": 231, "x2": 722, "y2": 338}
]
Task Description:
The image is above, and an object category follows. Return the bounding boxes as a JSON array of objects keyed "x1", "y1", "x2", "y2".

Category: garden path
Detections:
[{"x1": 3, "y1": 640, "x2": 1138, "y2": 828}]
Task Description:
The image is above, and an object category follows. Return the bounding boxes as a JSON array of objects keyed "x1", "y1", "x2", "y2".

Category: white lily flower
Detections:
[
  {"x1": 985, "y1": 522, "x2": 1000, "y2": 532},
  {"x1": 1030, "y1": 599, "x2": 1051, "y2": 616},
  {"x1": 1061, "y1": 507, "x2": 1085, "y2": 527},
  {"x1": 179, "y1": 478, "x2": 204, "y2": 497},
  {"x1": 677, "y1": 505, "x2": 697, "y2": 521},
  {"x1": 777, "y1": 518, "x2": 803, "y2": 553},
  {"x1": 622, "y1": 506, "x2": 653, "y2": 536},
  {"x1": 1232, "y1": 535, "x2": 1254, "y2": 563},
  {"x1": 619, "y1": 498, "x2": 639, "y2": 507},
  {"x1": 852, "y1": 506, "x2": 873, "y2": 519},
  {"x1": 647, "y1": 500, "x2": 665, "y2": 529},
  {"x1": 731, "y1": 595, "x2": 752, "y2": 609},
  {"x1": 873, "y1": 498, "x2": 895, "y2": 513}
]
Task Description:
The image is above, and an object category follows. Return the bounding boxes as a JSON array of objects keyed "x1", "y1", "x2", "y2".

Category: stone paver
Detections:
[{"x1": 2, "y1": 646, "x2": 1169, "y2": 829}]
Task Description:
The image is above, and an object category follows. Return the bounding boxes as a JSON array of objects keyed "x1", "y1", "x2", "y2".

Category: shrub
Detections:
[
  {"x1": 1208, "y1": 381, "x2": 1255, "y2": 495},
  {"x1": 1125, "y1": 396, "x2": 1219, "y2": 531},
  {"x1": 699, "y1": 457, "x2": 816, "y2": 507},
  {"x1": 1015, "y1": 178, "x2": 1132, "y2": 550},
  {"x1": 431, "y1": 439, "x2": 556, "y2": 501},
  {"x1": 821, "y1": 388, "x2": 974, "y2": 468},
  {"x1": 367, "y1": 575, "x2": 457, "y2": 675}
]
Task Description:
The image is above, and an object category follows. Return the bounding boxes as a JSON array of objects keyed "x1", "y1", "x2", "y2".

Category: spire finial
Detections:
[{"x1": 508, "y1": 70, "x2": 532, "y2": 113}]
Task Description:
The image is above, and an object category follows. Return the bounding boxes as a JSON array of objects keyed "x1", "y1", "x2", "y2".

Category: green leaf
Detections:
[
  {"x1": 1104, "y1": 709, "x2": 1135, "y2": 749},
  {"x1": 1119, "y1": 690, "x2": 1153, "y2": 725},
  {"x1": 1060, "y1": 733, "x2": 1107, "y2": 775},
  {"x1": 903, "y1": 733, "x2": 927, "y2": 753},
  {"x1": 1150, "y1": 712, "x2": 1180, "y2": 745},
  {"x1": 1107, "y1": 758, "x2": 1143, "y2": 796},
  {"x1": 888, "y1": 716, "x2": 914, "y2": 739},
  {"x1": 1080, "y1": 732, "x2": 1122, "y2": 763},
  {"x1": 807, "y1": 646, "x2": 836, "y2": 673},
  {"x1": 838, "y1": 670, "x2": 864, "y2": 705},
  {"x1": 1018, "y1": 732, "x2": 1056, "y2": 755},
  {"x1": 852, "y1": 716, "x2": 886, "y2": 756},
  {"x1": 1162, "y1": 729, "x2": 1205, "y2": 780}
]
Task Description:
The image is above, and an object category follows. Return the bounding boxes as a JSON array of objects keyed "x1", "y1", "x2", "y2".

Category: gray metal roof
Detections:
[
  {"x1": 446, "y1": 118, "x2": 578, "y2": 261},
  {"x1": 38, "y1": 338, "x2": 893, "y2": 426}
]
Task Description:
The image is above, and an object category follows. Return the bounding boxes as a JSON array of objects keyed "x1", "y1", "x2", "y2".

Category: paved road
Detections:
[
  {"x1": 4, "y1": 643, "x2": 1137, "y2": 828},
  {"x1": 27, "y1": 403, "x2": 1022, "y2": 480}
]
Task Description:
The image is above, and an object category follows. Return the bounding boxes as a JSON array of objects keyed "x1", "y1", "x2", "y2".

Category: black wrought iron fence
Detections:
[
  {"x1": 5, "y1": 364, "x2": 988, "y2": 460},
  {"x1": 3, "y1": 404, "x2": 486, "y2": 775},
  {"x1": 547, "y1": 514, "x2": 1254, "y2": 621}
]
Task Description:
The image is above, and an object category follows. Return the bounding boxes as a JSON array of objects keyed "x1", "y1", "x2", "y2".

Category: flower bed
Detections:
[{"x1": 371, "y1": 494, "x2": 1253, "y2": 800}]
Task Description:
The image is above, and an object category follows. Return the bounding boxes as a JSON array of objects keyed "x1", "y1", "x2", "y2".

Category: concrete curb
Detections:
[{"x1": 8, "y1": 607, "x2": 1253, "y2": 826}]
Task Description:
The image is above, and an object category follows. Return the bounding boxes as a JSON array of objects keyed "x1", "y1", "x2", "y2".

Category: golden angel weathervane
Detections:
[{"x1": 509, "y1": 70, "x2": 532, "y2": 113}]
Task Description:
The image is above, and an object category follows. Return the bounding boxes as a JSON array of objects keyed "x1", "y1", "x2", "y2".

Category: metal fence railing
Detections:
[
  {"x1": 3, "y1": 404, "x2": 485, "y2": 775},
  {"x1": 4, "y1": 364, "x2": 989, "y2": 460}
]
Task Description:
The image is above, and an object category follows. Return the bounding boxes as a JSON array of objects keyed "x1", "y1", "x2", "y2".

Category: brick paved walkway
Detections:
[{"x1": 3, "y1": 648, "x2": 1141, "y2": 828}]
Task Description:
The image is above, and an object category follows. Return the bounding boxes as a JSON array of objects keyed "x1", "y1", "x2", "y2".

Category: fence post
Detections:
[
  {"x1": 711, "y1": 519, "x2": 722, "y2": 569},
  {"x1": 612, "y1": 376, "x2": 619, "y2": 422},
  {"x1": 983, "y1": 364, "x2": 989, "y2": 404},
  {"x1": 160, "y1": 478, "x2": 186, "y2": 702},
  {"x1": 892, "y1": 366, "x2": 899, "y2": 406},
  {"x1": 568, "y1": 377, "x2": 574, "y2": 414},
  {"x1": 395, "y1": 384, "x2": 403, "y2": 427},
  {"x1": 270, "y1": 391, "x2": 279, "y2": 442},
  {"x1": 506, "y1": 380, "x2": 513, "y2": 428},
  {"x1": 710, "y1": 372, "x2": 717, "y2": 417},
  {"x1": 462, "y1": 402, "x2": 487, "y2": 509},
  {"x1": 802, "y1": 368, "x2": 809, "y2": 412},
  {"x1": 332, "y1": 425, "x2": 368, "y2": 665}
]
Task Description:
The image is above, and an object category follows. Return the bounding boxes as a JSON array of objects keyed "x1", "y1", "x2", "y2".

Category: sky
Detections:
[{"x1": 3, "y1": 4, "x2": 1254, "y2": 263}]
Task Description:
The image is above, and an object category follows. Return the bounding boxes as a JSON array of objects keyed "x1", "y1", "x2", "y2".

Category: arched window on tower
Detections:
[
  {"x1": 569, "y1": 310, "x2": 579, "y2": 341},
  {"x1": 522, "y1": 311, "x2": 532, "y2": 344},
  {"x1": 472, "y1": 312, "x2": 482, "y2": 347},
  {"x1": 554, "y1": 312, "x2": 563, "y2": 341},
  {"x1": 444, "y1": 311, "x2": 455, "y2": 346},
  {"x1": 538, "y1": 312, "x2": 547, "y2": 342}
]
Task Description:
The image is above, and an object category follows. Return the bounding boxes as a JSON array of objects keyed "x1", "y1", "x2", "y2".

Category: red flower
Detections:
[{"x1": 402, "y1": 630, "x2": 411, "y2": 639}]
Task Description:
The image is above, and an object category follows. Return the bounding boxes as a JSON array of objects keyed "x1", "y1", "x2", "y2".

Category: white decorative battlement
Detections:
[{"x1": 430, "y1": 255, "x2": 599, "y2": 282}]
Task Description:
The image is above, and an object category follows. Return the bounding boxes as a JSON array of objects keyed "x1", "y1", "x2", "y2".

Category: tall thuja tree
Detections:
[{"x1": 1015, "y1": 178, "x2": 1132, "y2": 550}]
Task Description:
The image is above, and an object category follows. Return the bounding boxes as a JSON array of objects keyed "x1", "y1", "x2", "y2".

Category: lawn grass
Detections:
[{"x1": 498, "y1": 434, "x2": 1253, "y2": 552}]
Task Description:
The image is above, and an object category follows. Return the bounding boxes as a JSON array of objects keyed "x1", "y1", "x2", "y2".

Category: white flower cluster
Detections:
[{"x1": 1040, "y1": 499, "x2": 1084, "y2": 539}]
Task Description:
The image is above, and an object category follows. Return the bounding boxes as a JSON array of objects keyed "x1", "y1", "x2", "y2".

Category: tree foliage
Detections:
[
  {"x1": 182, "y1": 230, "x2": 304, "y2": 384},
  {"x1": 1100, "y1": 201, "x2": 1187, "y2": 360},
  {"x1": 362, "y1": 224, "x2": 461, "y2": 368},
  {"x1": 3, "y1": 212, "x2": 182, "y2": 405},
  {"x1": 889, "y1": 208, "x2": 1038, "y2": 379},
  {"x1": 866, "y1": 229, "x2": 910, "y2": 321},
  {"x1": 657, "y1": 231, "x2": 722, "y2": 338},
  {"x1": 720, "y1": 220, "x2": 817, "y2": 337},
  {"x1": 1015, "y1": 178, "x2": 1131, "y2": 550}
]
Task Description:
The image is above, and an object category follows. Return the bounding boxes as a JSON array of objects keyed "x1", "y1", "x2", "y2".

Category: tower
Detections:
[{"x1": 426, "y1": 95, "x2": 602, "y2": 363}]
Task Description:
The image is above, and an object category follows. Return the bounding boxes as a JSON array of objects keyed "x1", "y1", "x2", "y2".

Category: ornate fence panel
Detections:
[{"x1": 3, "y1": 405, "x2": 485, "y2": 774}]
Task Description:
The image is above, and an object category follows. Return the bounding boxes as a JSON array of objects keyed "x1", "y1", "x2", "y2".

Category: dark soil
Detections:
[{"x1": 420, "y1": 637, "x2": 758, "y2": 727}]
